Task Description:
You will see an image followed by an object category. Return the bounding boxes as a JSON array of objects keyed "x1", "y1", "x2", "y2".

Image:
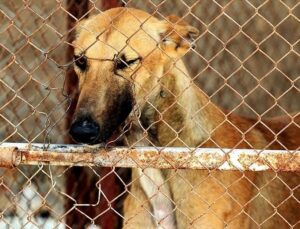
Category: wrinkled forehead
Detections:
[{"x1": 73, "y1": 10, "x2": 160, "y2": 59}]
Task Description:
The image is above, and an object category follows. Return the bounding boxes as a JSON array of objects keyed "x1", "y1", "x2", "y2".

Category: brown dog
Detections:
[{"x1": 69, "y1": 7, "x2": 300, "y2": 228}]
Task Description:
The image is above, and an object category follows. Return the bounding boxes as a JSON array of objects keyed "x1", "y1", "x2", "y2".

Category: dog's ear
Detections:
[{"x1": 157, "y1": 15, "x2": 199, "y2": 58}]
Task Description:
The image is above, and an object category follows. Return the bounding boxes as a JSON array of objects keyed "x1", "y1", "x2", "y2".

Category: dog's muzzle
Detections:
[{"x1": 69, "y1": 117, "x2": 100, "y2": 144}]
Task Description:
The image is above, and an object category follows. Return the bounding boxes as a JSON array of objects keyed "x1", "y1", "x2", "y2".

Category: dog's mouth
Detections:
[
  {"x1": 69, "y1": 92, "x2": 135, "y2": 145},
  {"x1": 95, "y1": 111, "x2": 136, "y2": 146},
  {"x1": 69, "y1": 114, "x2": 132, "y2": 145},
  {"x1": 69, "y1": 118, "x2": 126, "y2": 145}
]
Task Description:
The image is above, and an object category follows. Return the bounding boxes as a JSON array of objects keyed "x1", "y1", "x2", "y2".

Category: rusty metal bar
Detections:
[{"x1": 0, "y1": 143, "x2": 299, "y2": 171}]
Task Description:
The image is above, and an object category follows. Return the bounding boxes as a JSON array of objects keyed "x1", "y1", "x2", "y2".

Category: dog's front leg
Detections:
[
  {"x1": 123, "y1": 120, "x2": 176, "y2": 228},
  {"x1": 138, "y1": 168, "x2": 176, "y2": 229}
]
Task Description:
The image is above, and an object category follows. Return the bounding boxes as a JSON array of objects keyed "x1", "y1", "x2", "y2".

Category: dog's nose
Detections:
[{"x1": 69, "y1": 118, "x2": 100, "y2": 144}]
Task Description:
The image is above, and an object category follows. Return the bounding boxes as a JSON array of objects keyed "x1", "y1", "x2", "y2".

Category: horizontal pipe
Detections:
[{"x1": 0, "y1": 143, "x2": 299, "y2": 171}]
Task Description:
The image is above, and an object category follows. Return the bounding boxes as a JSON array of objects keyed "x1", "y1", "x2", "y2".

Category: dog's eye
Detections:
[
  {"x1": 115, "y1": 55, "x2": 140, "y2": 71},
  {"x1": 74, "y1": 55, "x2": 87, "y2": 71}
]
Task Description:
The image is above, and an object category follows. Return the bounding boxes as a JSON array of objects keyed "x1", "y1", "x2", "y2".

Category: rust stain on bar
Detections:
[
  {"x1": 0, "y1": 147, "x2": 20, "y2": 168},
  {"x1": 0, "y1": 143, "x2": 299, "y2": 171}
]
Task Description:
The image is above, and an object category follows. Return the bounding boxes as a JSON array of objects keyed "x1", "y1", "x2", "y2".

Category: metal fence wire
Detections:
[{"x1": 0, "y1": 0, "x2": 299, "y2": 228}]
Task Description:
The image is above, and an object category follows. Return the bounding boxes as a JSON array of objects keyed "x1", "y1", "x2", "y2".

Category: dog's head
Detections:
[{"x1": 69, "y1": 7, "x2": 199, "y2": 144}]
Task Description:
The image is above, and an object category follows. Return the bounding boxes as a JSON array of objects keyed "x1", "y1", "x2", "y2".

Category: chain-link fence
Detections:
[{"x1": 0, "y1": 0, "x2": 299, "y2": 228}]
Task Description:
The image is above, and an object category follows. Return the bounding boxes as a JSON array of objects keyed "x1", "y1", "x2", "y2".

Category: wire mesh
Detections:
[{"x1": 0, "y1": 0, "x2": 299, "y2": 228}]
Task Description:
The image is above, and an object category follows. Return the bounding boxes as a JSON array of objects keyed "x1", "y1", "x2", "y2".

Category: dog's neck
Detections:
[{"x1": 126, "y1": 59, "x2": 225, "y2": 147}]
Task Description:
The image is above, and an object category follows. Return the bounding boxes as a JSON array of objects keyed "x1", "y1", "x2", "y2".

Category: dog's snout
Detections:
[{"x1": 69, "y1": 117, "x2": 100, "y2": 144}]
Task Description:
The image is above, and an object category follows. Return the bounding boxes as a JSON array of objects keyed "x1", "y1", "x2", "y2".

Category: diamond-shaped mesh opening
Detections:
[
  {"x1": 260, "y1": 34, "x2": 290, "y2": 62},
  {"x1": 261, "y1": 70, "x2": 293, "y2": 98},
  {"x1": 277, "y1": 16, "x2": 300, "y2": 44},
  {"x1": 0, "y1": 1, "x2": 299, "y2": 228},
  {"x1": 243, "y1": 15, "x2": 274, "y2": 44},
  {"x1": 15, "y1": 44, "x2": 47, "y2": 72},
  {"x1": 209, "y1": 14, "x2": 240, "y2": 43},
  {"x1": 245, "y1": 86, "x2": 276, "y2": 115},
  {"x1": 193, "y1": 67, "x2": 224, "y2": 96},
  {"x1": 210, "y1": 50, "x2": 241, "y2": 78},
  {"x1": 258, "y1": 1, "x2": 290, "y2": 26},
  {"x1": 278, "y1": 52, "x2": 300, "y2": 80},
  {"x1": 227, "y1": 69, "x2": 258, "y2": 96},
  {"x1": 0, "y1": 25, "x2": 27, "y2": 53},
  {"x1": 190, "y1": 0, "x2": 221, "y2": 25},
  {"x1": 227, "y1": 33, "x2": 257, "y2": 61},
  {"x1": 225, "y1": 0, "x2": 255, "y2": 26},
  {"x1": 244, "y1": 51, "x2": 275, "y2": 78},
  {"x1": 195, "y1": 31, "x2": 223, "y2": 60},
  {"x1": 294, "y1": 4, "x2": 300, "y2": 19},
  {"x1": 278, "y1": 87, "x2": 300, "y2": 114}
]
